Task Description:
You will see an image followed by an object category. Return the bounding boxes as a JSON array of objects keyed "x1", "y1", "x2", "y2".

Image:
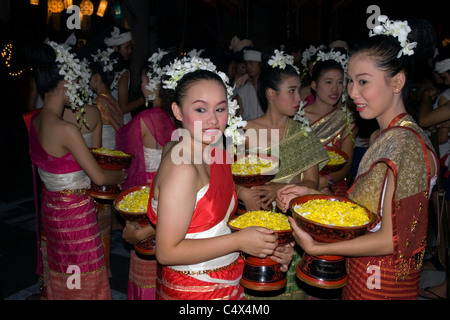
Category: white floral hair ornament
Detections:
[
  {"x1": 162, "y1": 49, "x2": 247, "y2": 149},
  {"x1": 91, "y1": 48, "x2": 117, "y2": 73},
  {"x1": 144, "y1": 48, "x2": 168, "y2": 104},
  {"x1": 268, "y1": 49, "x2": 300, "y2": 74},
  {"x1": 315, "y1": 49, "x2": 349, "y2": 72},
  {"x1": 293, "y1": 101, "x2": 312, "y2": 136},
  {"x1": 47, "y1": 41, "x2": 93, "y2": 128},
  {"x1": 369, "y1": 15, "x2": 417, "y2": 58},
  {"x1": 301, "y1": 44, "x2": 326, "y2": 69}
]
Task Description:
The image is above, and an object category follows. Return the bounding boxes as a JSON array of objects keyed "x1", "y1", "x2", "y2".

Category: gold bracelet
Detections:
[{"x1": 236, "y1": 186, "x2": 243, "y2": 198}]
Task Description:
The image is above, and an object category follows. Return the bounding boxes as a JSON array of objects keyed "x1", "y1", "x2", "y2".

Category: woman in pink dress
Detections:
[{"x1": 28, "y1": 42, "x2": 126, "y2": 299}]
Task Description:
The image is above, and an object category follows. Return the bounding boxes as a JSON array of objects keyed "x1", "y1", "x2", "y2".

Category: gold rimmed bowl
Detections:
[
  {"x1": 320, "y1": 146, "x2": 348, "y2": 175},
  {"x1": 114, "y1": 184, "x2": 155, "y2": 256},
  {"x1": 88, "y1": 148, "x2": 135, "y2": 199},
  {"x1": 231, "y1": 153, "x2": 279, "y2": 188},
  {"x1": 289, "y1": 194, "x2": 376, "y2": 289},
  {"x1": 228, "y1": 211, "x2": 293, "y2": 291}
]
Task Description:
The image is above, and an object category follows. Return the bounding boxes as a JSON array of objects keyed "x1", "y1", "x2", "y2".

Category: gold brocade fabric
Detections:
[
  {"x1": 310, "y1": 108, "x2": 356, "y2": 146},
  {"x1": 347, "y1": 114, "x2": 435, "y2": 284},
  {"x1": 254, "y1": 118, "x2": 329, "y2": 184}
]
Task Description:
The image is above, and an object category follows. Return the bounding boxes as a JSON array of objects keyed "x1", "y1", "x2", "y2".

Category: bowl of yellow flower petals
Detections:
[
  {"x1": 90, "y1": 148, "x2": 135, "y2": 170},
  {"x1": 114, "y1": 185, "x2": 150, "y2": 222},
  {"x1": 114, "y1": 185, "x2": 155, "y2": 255},
  {"x1": 228, "y1": 210, "x2": 292, "y2": 291},
  {"x1": 290, "y1": 195, "x2": 376, "y2": 289},
  {"x1": 320, "y1": 146, "x2": 348, "y2": 175},
  {"x1": 290, "y1": 195, "x2": 375, "y2": 242},
  {"x1": 88, "y1": 148, "x2": 135, "y2": 199},
  {"x1": 231, "y1": 154, "x2": 279, "y2": 187}
]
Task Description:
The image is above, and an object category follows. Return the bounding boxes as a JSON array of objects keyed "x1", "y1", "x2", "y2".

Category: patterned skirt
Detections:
[{"x1": 41, "y1": 190, "x2": 111, "y2": 300}]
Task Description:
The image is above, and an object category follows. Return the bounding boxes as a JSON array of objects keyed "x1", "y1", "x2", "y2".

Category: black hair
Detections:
[
  {"x1": 89, "y1": 50, "x2": 125, "y2": 87},
  {"x1": 257, "y1": 58, "x2": 299, "y2": 112},
  {"x1": 350, "y1": 34, "x2": 415, "y2": 103},
  {"x1": 28, "y1": 43, "x2": 64, "y2": 96},
  {"x1": 172, "y1": 69, "x2": 227, "y2": 107}
]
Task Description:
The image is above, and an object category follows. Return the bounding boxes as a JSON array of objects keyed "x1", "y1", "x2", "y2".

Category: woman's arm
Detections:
[
  {"x1": 117, "y1": 72, "x2": 145, "y2": 114},
  {"x1": 418, "y1": 92, "x2": 450, "y2": 128},
  {"x1": 318, "y1": 136, "x2": 356, "y2": 190}
]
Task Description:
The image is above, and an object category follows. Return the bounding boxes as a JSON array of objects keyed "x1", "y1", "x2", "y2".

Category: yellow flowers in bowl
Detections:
[
  {"x1": 326, "y1": 150, "x2": 346, "y2": 166},
  {"x1": 231, "y1": 154, "x2": 278, "y2": 176},
  {"x1": 116, "y1": 186, "x2": 150, "y2": 213},
  {"x1": 229, "y1": 210, "x2": 291, "y2": 231},
  {"x1": 292, "y1": 198, "x2": 369, "y2": 227}
]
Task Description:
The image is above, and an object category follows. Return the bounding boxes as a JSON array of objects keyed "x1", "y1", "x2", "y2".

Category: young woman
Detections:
[
  {"x1": 277, "y1": 15, "x2": 438, "y2": 300},
  {"x1": 147, "y1": 54, "x2": 293, "y2": 300},
  {"x1": 237, "y1": 50, "x2": 329, "y2": 299},
  {"x1": 238, "y1": 50, "x2": 329, "y2": 212},
  {"x1": 104, "y1": 26, "x2": 145, "y2": 124},
  {"x1": 89, "y1": 49, "x2": 125, "y2": 150},
  {"x1": 28, "y1": 42, "x2": 127, "y2": 299},
  {"x1": 117, "y1": 49, "x2": 177, "y2": 300},
  {"x1": 305, "y1": 53, "x2": 358, "y2": 196}
]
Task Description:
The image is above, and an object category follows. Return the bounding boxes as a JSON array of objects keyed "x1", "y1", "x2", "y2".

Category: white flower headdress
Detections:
[
  {"x1": 91, "y1": 48, "x2": 117, "y2": 73},
  {"x1": 47, "y1": 41, "x2": 92, "y2": 127},
  {"x1": 145, "y1": 48, "x2": 168, "y2": 103},
  {"x1": 268, "y1": 49, "x2": 300, "y2": 74},
  {"x1": 293, "y1": 101, "x2": 312, "y2": 136},
  {"x1": 315, "y1": 49, "x2": 349, "y2": 72},
  {"x1": 369, "y1": 15, "x2": 417, "y2": 58},
  {"x1": 162, "y1": 49, "x2": 247, "y2": 149},
  {"x1": 301, "y1": 44, "x2": 326, "y2": 69}
]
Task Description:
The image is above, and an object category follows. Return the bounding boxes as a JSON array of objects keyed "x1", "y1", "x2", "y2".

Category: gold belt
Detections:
[
  {"x1": 171, "y1": 259, "x2": 239, "y2": 276},
  {"x1": 57, "y1": 188, "x2": 87, "y2": 196}
]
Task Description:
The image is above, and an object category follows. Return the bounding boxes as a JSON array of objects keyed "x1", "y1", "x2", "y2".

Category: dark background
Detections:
[{"x1": 0, "y1": 0, "x2": 448, "y2": 203}]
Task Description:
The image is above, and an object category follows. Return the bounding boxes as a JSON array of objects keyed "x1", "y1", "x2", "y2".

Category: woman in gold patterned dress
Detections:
[
  {"x1": 305, "y1": 52, "x2": 358, "y2": 196},
  {"x1": 276, "y1": 16, "x2": 438, "y2": 300}
]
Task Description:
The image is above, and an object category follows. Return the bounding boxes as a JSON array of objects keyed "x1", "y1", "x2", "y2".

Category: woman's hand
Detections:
[
  {"x1": 288, "y1": 216, "x2": 320, "y2": 256},
  {"x1": 122, "y1": 221, "x2": 155, "y2": 245},
  {"x1": 269, "y1": 242, "x2": 295, "y2": 272},
  {"x1": 276, "y1": 184, "x2": 320, "y2": 212},
  {"x1": 251, "y1": 182, "x2": 283, "y2": 210},
  {"x1": 237, "y1": 226, "x2": 278, "y2": 258},
  {"x1": 240, "y1": 187, "x2": 265, "y2": 211}
]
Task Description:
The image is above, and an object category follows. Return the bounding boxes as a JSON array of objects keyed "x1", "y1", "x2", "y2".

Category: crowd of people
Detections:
[{"x1": 22, "y1": 12, "x2": 449, "y2": 301}]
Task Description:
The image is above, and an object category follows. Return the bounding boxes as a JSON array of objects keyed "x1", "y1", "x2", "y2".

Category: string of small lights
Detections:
[{"x1": 1, "y1": 43, "x2": 27, "y2": 77}]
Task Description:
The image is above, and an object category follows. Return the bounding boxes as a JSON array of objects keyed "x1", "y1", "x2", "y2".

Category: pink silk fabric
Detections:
[
  {"x1": 28, "y1": 116, "x2": 111, "y2": 299},
  {"x1": 115, "y1": 107, "x2": 176, "y2": 300},
  {"x1": 115, "y1": 107, "x2": 176, "y2": 191}
]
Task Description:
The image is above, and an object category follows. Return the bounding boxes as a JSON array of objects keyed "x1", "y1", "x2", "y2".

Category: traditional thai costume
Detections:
[
  {"x1": 115, "y1": 107, "x2": 176, "y2": 300},
  {"x1": 310, "y1": 107, "x2": 357, "y2": 196},
  {"x1": 247, "y1": 118, "x2": 329, "y2": 299},
  {"x1": 148, "y1": 147, "x2": 245, "y2": 300},
  {"x1": 343, "y1": 114, "x2": 436, "y2": 300},
  {"x1": 29, "y1": 116, "x2": 111, "y2": 300}
]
